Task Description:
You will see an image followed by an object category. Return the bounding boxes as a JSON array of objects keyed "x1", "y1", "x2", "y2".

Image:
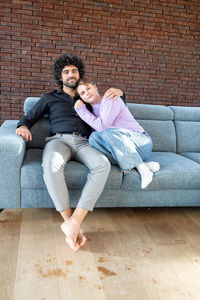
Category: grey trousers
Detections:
[{"x1": 42, "y1": 134, "x2": 111, "y2": 212}]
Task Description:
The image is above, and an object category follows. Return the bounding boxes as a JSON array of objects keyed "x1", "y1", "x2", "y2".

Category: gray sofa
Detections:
[{"x1": 1, "y1": 97, "x2": 200, "y2": 209}]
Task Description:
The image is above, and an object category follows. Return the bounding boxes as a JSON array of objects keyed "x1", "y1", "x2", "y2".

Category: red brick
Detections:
[{"x1": 0, "y1": 0, "x2": 200, "y2": 124}]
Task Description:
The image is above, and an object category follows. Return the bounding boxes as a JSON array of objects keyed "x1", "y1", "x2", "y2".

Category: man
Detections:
[{"x1": 16, "y1": 54, "x2": 123, "y2": 251}]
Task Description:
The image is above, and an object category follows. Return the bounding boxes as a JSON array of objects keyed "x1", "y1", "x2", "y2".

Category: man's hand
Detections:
[
  {"x1": 74, "y1": 99, "x2": 84, "y2": 109},
  {"x1": 103, "y1": 88, "x2": 123, "y2": 101},
  {"x1": 16, "y1": 126, "x2": 32, "y2": 142}
]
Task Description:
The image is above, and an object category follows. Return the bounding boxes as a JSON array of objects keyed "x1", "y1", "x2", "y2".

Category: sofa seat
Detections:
[
  {"x1": 180, "y1": 153, "x2": 200, "y2": 164},
  {"x1": 21, "y1": 148, "x2": 123, "y2": 190},
  {"x1": 121, "y1": 152, "x2": 200, "y2": 191}
]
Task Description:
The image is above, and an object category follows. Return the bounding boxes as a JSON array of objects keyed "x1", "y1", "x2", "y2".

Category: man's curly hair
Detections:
[{"x1": 53, "y1": 54, "x2": 85, "y2": 87}]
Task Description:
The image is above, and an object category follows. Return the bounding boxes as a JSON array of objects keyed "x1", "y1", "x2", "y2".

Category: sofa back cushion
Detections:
[
  {"x1": 169, "y1": 106, "x2": 200, "y2": 153},
  {"x1": 24, "y1": 97, "x2": 177, "y2": 152},
  {"x1": 127, "y1": 103, "x2": 176, "y2": 152}
]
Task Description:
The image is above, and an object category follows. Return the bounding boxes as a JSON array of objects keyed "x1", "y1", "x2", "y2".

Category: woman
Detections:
[{"x1": 74, "y1": 78, "x2": 160, "y2": 189}]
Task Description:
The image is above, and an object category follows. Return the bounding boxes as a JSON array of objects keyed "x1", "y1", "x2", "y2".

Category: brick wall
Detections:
[{"x1": 1, "y1": 0, "x2": 200, "y2": 124}]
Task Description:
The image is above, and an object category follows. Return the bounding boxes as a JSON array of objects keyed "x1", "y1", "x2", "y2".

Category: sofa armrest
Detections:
[{"x1": 0, "y1": 123, "x2": 26, "y2": 208}]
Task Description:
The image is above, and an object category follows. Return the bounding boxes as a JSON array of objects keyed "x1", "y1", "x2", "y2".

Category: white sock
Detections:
[
  {"x1": 145, "y1": 161, "x2": 160, "y2": 173},
  {"x1": 136, "y1": 163, "x2": 153, "y2": 189}
]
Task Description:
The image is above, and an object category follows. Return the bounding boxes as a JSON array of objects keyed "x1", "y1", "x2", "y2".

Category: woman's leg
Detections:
[
  {"x1": 102, "y1": 128, "x2": 155, "y2": 189},
  {"x1": 89, "y1": 131, "x2": 117, "y2": 165},
  {"x1": 91, "y1": 128, "x2": 158, "y2": 189},
  {"x1": 101, "y1": 128, "x2": 146, "y2": 170}
]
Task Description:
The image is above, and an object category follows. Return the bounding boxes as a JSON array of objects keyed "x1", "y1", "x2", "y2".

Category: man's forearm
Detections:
[{"x1": 17, "y1": 116, "x2": 32, "y2": 129}]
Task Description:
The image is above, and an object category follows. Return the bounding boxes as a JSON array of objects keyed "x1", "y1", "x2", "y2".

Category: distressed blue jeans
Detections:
[{"x1": 89, "y1": 128, "x2": 153, "y2": 171}]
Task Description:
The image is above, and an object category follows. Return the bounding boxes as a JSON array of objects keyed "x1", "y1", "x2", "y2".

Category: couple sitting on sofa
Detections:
[{"x1": 16, "y1": 54, "x2": 159, "y2": 251}]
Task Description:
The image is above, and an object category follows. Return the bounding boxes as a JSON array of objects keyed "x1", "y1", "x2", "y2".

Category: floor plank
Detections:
[
  {"x1": 0, "y1": 209, "x2": 22, "y2": 300},
  {"x1": 13, "y1": 209, "x2": 60, "y2": 300},
  {"x1": 1, "y1": 207, "x2": 200, "y2": 300},
  {"x1": 84, "y1": 209, "x2": 149, "y2": 300},
  {"x1": 109, "y1": 208, "x2": 192, "y2": 300},
  {"x1": 131, "y1": 208, "x2": 195, "y2": 299},
  {"x1": 52, "y1": 212, "x2": 106, "y2": 300}
]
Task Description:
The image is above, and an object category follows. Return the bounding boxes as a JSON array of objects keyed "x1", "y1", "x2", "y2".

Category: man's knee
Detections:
[
  {"x1": 42, "y1": 152, "x2": 65, "y2": 173},
  {"x1": 99, "y1": 155, "x2": 111, "y2": 174}
]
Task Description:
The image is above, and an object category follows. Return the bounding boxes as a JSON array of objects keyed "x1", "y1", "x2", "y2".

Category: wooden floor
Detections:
[{"x1": 1, "y1": 207, "x2": 200, "y2": 300}]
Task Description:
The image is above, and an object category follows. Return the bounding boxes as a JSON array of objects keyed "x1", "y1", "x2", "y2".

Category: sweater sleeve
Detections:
[{"x1": 75, "y1": 97, "x2": 122, "y2": 131}]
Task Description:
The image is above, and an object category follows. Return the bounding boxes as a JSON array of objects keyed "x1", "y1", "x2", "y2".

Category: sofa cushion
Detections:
[
  {"x1": 174, "y1": 121, "x2": 200, "y2": 153},
  {"x1": 181, "y1": 153, "x2": 200, "y2": 164},
  {"x1": 128, "y1": 103, "x2": 174, "y2": 120},
  {"x1": 169, "y1": 106, "x2": 200, "y2": 153},
  {"x1": 2, "y1": 120, "x2": 19, "y2": 128},
  {"x1": 169, "y1": 106, "x2": 200, "y2": 122},
  {"x1": 21, "y1": 149, "x2": 122, "y2": 190},
  {"x1": 24, "y1": 97, "x2": 41, "y2": 114},
  {"x1": 137, "y1": 120, "x2": 176, "y2": 152},
  {"x1": 121, "y1": 152, "x2": 200, "y2": 191},
  {"x1": 27, "y1": 118, "x2": 50, "y2": 150},
  {"x1": 127, "y1": 103, "x2": 176, "y2": 152}
]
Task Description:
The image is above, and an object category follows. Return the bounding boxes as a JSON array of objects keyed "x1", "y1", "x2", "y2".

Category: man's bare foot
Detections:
[
  {"x1": 77, "y1": 228, "x2": 87, "y2": 247},
  {"x1": 61, "y1": 220, "x2": 86, "y2": 251},
  {"x1": 61, "y1": 219, "x2": 79, "y2": 250},
  {"x1": 65, "y1": 230, "x2": 86, "y2": 251}
]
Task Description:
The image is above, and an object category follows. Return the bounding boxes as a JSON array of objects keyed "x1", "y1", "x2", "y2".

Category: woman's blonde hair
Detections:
[{"x1": 76, "y1": 77, "x2": 95, "y2": 95}]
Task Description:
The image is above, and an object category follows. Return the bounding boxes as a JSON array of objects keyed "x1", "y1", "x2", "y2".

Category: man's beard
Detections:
[{"x1": 63, "y1": 78, "x2": 78, "y2": 88}]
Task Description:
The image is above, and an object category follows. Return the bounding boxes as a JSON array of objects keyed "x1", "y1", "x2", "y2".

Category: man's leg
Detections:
[
  {"x1": 74, "y1": 138, "x2": 111, "y2": 211},
  {"x1": 42, "y1": 137, "x2": 87, "y2": 249},
  {"x1": 60, "y1": 209, "x2": 73, "y2": 220},
  {"x1": 61, "y1": 137, "x2": 111, "y2": 250},
  {"x1": 42, "y1": 138, "x2": 72, "y2": 211}
]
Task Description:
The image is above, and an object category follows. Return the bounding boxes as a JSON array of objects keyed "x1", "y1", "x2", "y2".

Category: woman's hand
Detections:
[
  {"x1": 103, "y1": 88, "x2": 123, "y2": 101},
  {"x1": 74, "y1": 99, "x2": 84, "y2": 109},
  {"x1": 16, "y1": 126, "x2": 32, "y2": 142}
]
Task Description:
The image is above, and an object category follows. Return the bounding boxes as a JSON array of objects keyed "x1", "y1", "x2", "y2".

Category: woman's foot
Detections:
[
  {"x1": 136, "y1": 163, "x2": 153, "y2": 189},
  {"x1": 141, "y1": 169, "x2": 153, "y2": 189},
  {"x1": 145, "y1": 161, "x2": 160, "y2": 173}
]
